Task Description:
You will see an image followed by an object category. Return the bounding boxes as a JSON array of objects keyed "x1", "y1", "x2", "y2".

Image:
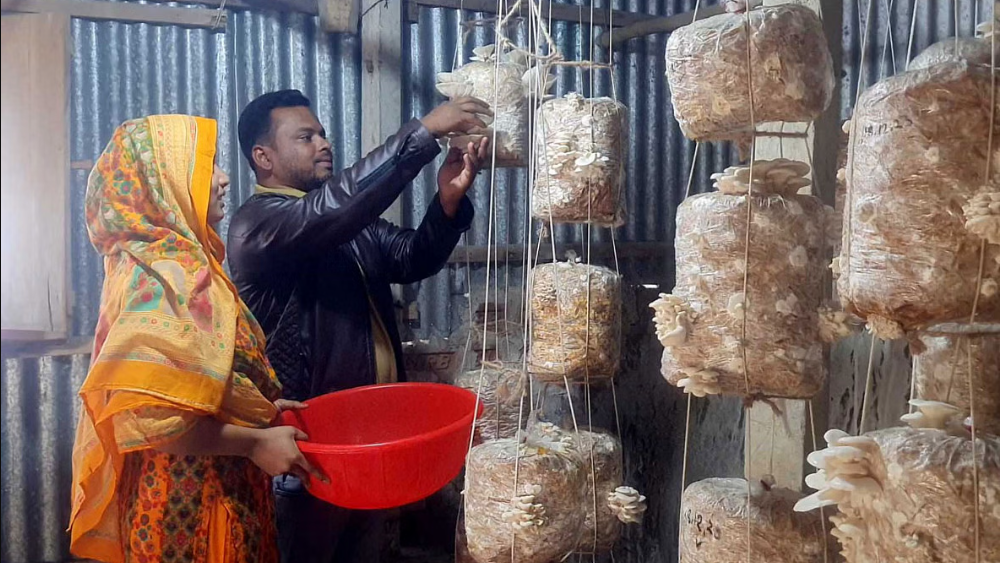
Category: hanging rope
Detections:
[
  {"x1": 844, "y1": 0, "x2": 877, "y2": 309},
  {"x1": 965, "y1": 17, "x2": 996, "y2": 560},
  {"x1": 901, "y1": 0, "x2": 920, "y2": 422},
  {"x1": 904, "y1": 0, "x2": 920, "y2": 69},
  {"x1": 672, "y1": 4, "x2": 710, "y2": 559},
  {"x1": 738, "y1": 4, "x2": 759, "y2": 559},
  {"x1": 878, "y1": 0, "x2": 899, "y2": 80}
]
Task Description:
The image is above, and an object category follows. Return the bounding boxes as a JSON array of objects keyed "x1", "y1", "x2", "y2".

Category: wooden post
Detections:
[
  {"x1": 744, "y1": 0, "x2": 842, "y2": 492},
  {"x1": 360, "y1": 0, "x2": 406, "y2": 314},
  {"x1": 360, "y1": 0, "x2": 403, "y2": 225},
  {"x1": 359, "y1": 2, "x2": 407, "y2": 541}
]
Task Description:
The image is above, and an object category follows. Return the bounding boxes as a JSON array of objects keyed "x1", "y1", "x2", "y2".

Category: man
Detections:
[{"x1": 227, "y1": 89, "x2": 491, "y2": 562}]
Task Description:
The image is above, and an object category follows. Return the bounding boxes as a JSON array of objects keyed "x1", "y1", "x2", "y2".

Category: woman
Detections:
[{"x1": 69, "y1": 115, "x2": 323, "y2": 563}]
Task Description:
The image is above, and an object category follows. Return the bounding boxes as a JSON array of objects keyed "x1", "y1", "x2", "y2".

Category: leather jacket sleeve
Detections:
[
  {"x1": 228, "y1": 118, "x2": 441, "y2": 273},
  {"x1": 375, "y1": 193, "x2": 474, "y2": 284}
]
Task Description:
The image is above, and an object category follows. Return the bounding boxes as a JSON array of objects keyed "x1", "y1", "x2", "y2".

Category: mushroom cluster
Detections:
[
  {"x1": 527, "y1": 261, "x2": 621, "y2": 384},
  {"x1": 531, "y1": 93, "x2": 628, "y2": 226},
  {"x1": 436, "y1": 45, "x2": 554, "y2": 167},
  {"x1": 796, "y1": 422, "x2": 1000, "y2": 562},
  {"x1": 502, "y1": 485, "x2": 547, "y2": 529},
  {"x1": 838, "y1": 61, "x2": 1000, "y2": 329},
  {"x1": 711, "y1": 159, "x2": 812, "y2": 197},
  {"x1": 656, "y1": 159, "x2": 831, "y2": 398},
  {"x1": 464, "y1": 435, "x2": 587, "y2": 563},
  {"x1": 963, "y1": 189, "x2": 1000, "y2": 246},
  {"x1": 664, "y1": 4, "x2": 834, "y2": 143},
  {"x1": 650, "y1": 293, "x2": 692, "y2": 347},
  {"x1": 607, "y1": 486, "x2": 647, "y2": 525}
]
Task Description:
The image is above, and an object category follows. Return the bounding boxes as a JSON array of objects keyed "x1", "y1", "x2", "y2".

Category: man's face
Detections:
[{"x1": 265, "y1": 106, "x2": 334, "y2": 191}]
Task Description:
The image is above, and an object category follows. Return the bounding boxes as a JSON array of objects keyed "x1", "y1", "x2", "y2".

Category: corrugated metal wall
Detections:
[
  {"x1": 1, "y1": 0, "x2": 991, "y2": 561},
  {"x1": 69, "y1": 4, "x2": 363, "y2": 335}
]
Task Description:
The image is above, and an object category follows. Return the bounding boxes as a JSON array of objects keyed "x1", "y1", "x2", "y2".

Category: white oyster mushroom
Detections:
[
  {"x1": 676, "y1": 367, "x2": 721, "y2": 397},
  {"x1": 824, "y1": 428, "x2": 851, "y2": 446},
  {"x1": 727, "y1": 293, "x2": 746, "y2": 320},
  {"x1": 574, "y1": 152, "x2": 598, "y2": 168},
  {"x1": 435, "y1": 80, "x2": 475, "y2": 99},
  {"x1": 531, "y1": 422, "x2": 577, "y2": 453},
  {"x1": 650, "y1": 293, "x2": 691, "y2": 347},
  {"x1": 470, "y1": 44, "x2": 496, "y2": 62},
  {"x1": 607, "y1": 486, "x2": 647, "y2": 524},
  {"x1": 502, "y1": 484, "x2": 547, "y2": 529},
  {"x1": 712, "y1": 159, "x2": 812, "y2": 197},
  {"x1": 521, "y1": 65, "x2": 555, "y2": 98},
  {"x1": 796, "y1": 426, "x2": 883, "y2": 519},
  {"x1": 962, "y1": 190, "x2": 1000, "y2": 245},
  {"x1": 830, "y1": 256, "x2": 842, "y2": 276},
  {"x1": 796, "y1": 445, "x2": 881, "y2": 512},
  {"x1": 900, "y1": 400, "x2": 966, "y2": 435},
  {"x1": 981, "y1": 278, "x2": 998, "y2": 298}
]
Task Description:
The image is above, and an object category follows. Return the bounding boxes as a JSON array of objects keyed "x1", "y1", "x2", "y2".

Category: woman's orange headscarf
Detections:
[{"x1": 70, "y1": 115, "x2": 281, "y2": 562}]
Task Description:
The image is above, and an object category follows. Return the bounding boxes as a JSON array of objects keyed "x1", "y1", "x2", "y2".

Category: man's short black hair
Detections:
[{"x1": 237, "y1": 89, "x2": 312, "y2": 169}]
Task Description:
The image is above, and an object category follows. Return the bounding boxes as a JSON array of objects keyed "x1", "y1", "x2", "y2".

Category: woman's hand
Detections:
[{"x1": 249, "y1": 426, "x2": 328, "y2": 484}]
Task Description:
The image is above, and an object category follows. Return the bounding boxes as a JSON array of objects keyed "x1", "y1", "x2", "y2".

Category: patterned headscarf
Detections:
[{"x1": 70, "y1": 115, "x2": 280, "y2": 562}]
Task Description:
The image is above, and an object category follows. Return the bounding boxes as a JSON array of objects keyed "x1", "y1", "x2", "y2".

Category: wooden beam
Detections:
[
  {"x1": 1, "y1": 0, "x2": 227, "y2": 29},
  {"x1": 408, "y1": 0, "x2": 659, "y2": 28},
  {"x1": 594, "y1": 4, "x2": 723, "y2": 48},
  {"x1": 812, "y1": 0, "x2": 845, "y2": 209},
  {"x1": 594, "y1": 0, "x2": 766, "y2": 49},
  {"x1": 0, "y1": 336, "x2": 93, "y2": 357},
  {"x1": 446, "y1": 242, "x2": 670, "y2": 264},
  {"x1": 171, "y1": 0, "x2": 317, "y2": 14}
]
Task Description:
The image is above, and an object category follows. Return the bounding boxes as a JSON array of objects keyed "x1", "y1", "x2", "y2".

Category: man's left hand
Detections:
[{"x1": 438, "y1": 137, "x2": 490, "y2": 218}]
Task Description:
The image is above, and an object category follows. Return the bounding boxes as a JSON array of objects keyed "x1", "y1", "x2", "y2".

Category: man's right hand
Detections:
[
  {"x1": 421, "y1": 97, "x2": 493, "y2": 138},
  {"x1": 249, "y1": 425, "x2": 329, "y2": 484}
]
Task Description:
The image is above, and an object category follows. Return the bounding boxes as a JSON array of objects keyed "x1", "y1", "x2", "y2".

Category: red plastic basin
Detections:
[{"x1": 278, "y1": 383, "x2": 483, "y2": 510}]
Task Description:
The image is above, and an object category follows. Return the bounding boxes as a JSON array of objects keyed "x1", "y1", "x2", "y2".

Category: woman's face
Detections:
[{"x1": 208, "y1": 164, "x2": 230, "y2": 226}]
